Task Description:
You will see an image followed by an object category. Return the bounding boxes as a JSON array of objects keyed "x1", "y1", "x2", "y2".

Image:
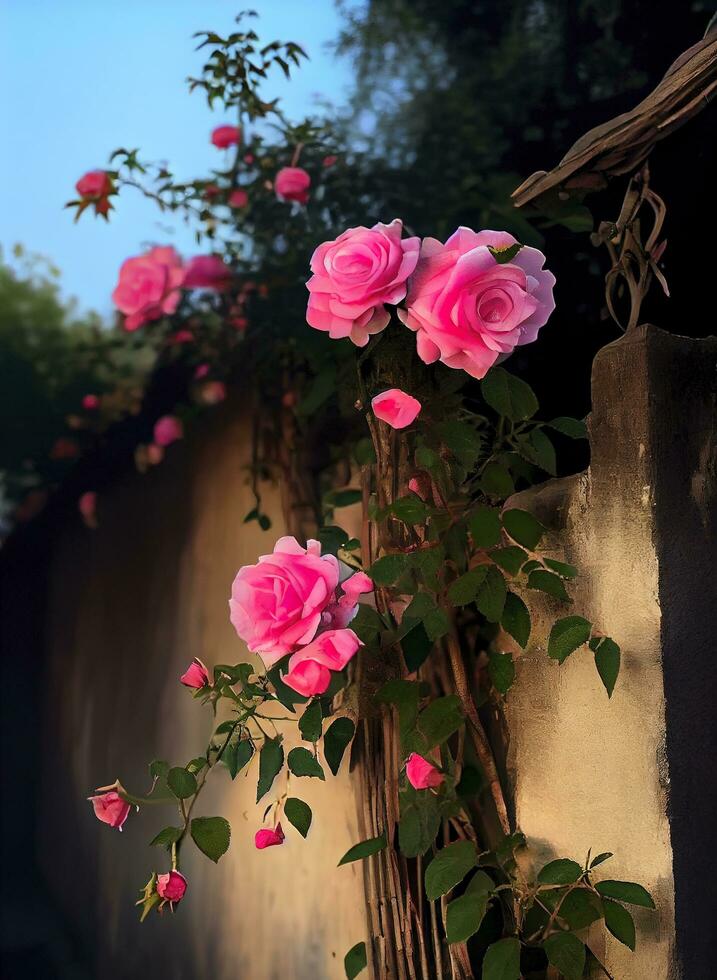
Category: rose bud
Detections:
[
  {"x1": 76, "y1": 170, "x2": 112, "y2": 199},
  {"x1": 156, "y1": 870, "x2": 187, "y2": 904},
  {"x1": 228, "y1": 188, "x2": 249, "y2": 208},
  {"x1": 372, "y1": 389, "x2": 422, "y2": 429},
  {"x1": 406, "y1": 753, "x2": 444, "y2": 790},
  {"x1": 274, "y1": 166, "x2": 311, "y2": 205},
  {"x1": 180, "y1": 658, "x2": 209, "y2": 689},
  {"x1": 153, "y1": 415, "x2": 183, "y2": 448},
  {"x1": 82, "y1": 394, "x2": 100, "y2": 411},
  {"x1": 88, "y1": 786, "x2": 131, "y2": 830},
  {"x1": 211, "y1": 125, "x2": 241, "y2": 149},
  {"x1": 255, "y1": 823, "x2": 285, "y2": 849}
]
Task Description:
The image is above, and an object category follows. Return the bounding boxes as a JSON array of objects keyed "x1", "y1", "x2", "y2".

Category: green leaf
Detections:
[
  {"x1": 602, "y1": 898, "x2": 636, "y2": 950},
  {"x1": 327, "y1": 488, "x2": 362, "y2": 509},
  {"x1": 446, "y1": 892, "x2": 489, "y2": 944},
  {"x1": 392, "y1": 496, "x2": 429, "y2": 525},
  {"x1": 318, "y1": 525, "x2": 350, "y2": 556},
  {"x1": 590, "y1": 851, "x2": 613, "y2": 868},
  {"x1": 398, "y1": 791, "x2": 441, "y2": 857},
  {"x1": 558, "y1": 888, "x2": 603, "y2": 929},
  {"x1": 224, "y1": 739, "x2": 254, "y2": 779},
  {"x1": 501, "y1": 508, "x2": 545, "y2": 550},
  {"x1": 448, "y1": 568, "x2": 487, "y2": 606},
  {"x1": 296, "y1": 366, "x2": 335, "y2": 416},
  {"x1": 324, "y1": 717, "x2": 356, "y2": 775},
  {"x1": 354, "y1": 437, "x2": 376, "y2": 466},
  {"x1": 256, "y1": 739, "x2": 284, "y2": 802},
  {"x1": 481, "y1": 462, "x2": 515, "y2": 498},
  {"x1": 548, "y1": 417, "x2": 588, "y2": 439},
  {"x1": 475, "y1": 565, "x2": 507, "y2": 622},
  {"x1": 543, "y1": 558, "x2": 578, "y2": 579},
  {"x1": 502, "y1": 592, "x2": 531, "y2": 647},
  {"x1": 351, "y1": 604, "x2": 385, "y2": 645},
  {"x1": 466, "y1": 869, "x2": 495, "y2": 895},
  {"x1": 284, "y1": 797, "x2": 312, "y2": 838},
  {"x1": 436, "y1": 421, "x2": 483, "y2": 464},
  {"x1": 595, "y1": 880, "x2": 655, "y2": 909},
  {"x1": 288, "y1": 746, "x2": 325, "y2": 780},
  {"x1": 338, "y1": 834, "x2": 387, "y2": 866},
  {"x1": 412, "y1": 545, "x2": 445, "y2": 590},
  {"x1": 417, "y1": 695, "x2": 464, "y2": 750},
  {"x1": 548, "y1": 616, "x2": 592, "y2": 663},
  {"x1": 482, "y1": 937, "x2": 521, "y2": 980},
  {"x1": 344, "y1": 941, "x2": 367, "y2": 979},
  {"x1": 369, "y1": 553, "x2": 410, "y2": 586},
  {"x1": 190, "y1": 815, "x2": 231, "y2": 863},
  {"x1": 490, "y1": 546, "x2": 528, "y2": 576},
  {"x1": 481, "y1": 367, "x2": 538, "y2": 421},
  {"x1": 590, "y1": 636, "x2": 621, "y2": 697},
  {"x1": 488, "y1": 242, "x2": 522, "y2": 264},
  {"x1": 424, "y1": 840, "x2": 477, "y2": 900},
  {"x1": 375, "y1": 680, "x2": 420, "y2": 743},
  {"x1": 538, "y1": 858, "x2": 583, "y2": 884},
  {"x1": 544, "y1": 932, "x2": 586, "y2": 980},
  {"x1": 469, "y1": 506, "x2": 502, "y2": 548},
  {"x1": 299, "y1": 700, "x2": 323, "y2": 742},
  {"x1": 149, "y1": 826, "x2": 183, "y2": 849},
  {"x1": 527, "y1": 569, "x2": 571, "y2": 602},
  {"x1": 167, "y1": 767, "x2": 197, "y2": 800},
  {"x1": 519, "y1": 428, "x2": 557, "y2": 476},
  {"x1": 488, "y1": 651, "x2": 515, "y2": 695},
  {"x1": 415, "y1": 444, "x2": 440, "y2": 468},
  {"x1": 401, "y1": 621, "x2": 434, "y2": 672}
]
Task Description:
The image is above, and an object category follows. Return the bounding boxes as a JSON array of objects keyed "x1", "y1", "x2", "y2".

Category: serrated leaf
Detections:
[
  {"x1": 527, "y1": 569, "x2": 571, "y2": 602},
  {"x1": 538, "y1": 858, "x2": 583, "y2": 884},
  {"x1": 224, "y1": 739, "x2": 254, "y2": 779},
  {"x1": 482, "y1": 937, "x2": 521, "y2": 980},
  {"x1": 558, "y1": 888, "x2": 603, "y2": 930},
  {"x1": 501, "y1": 509, "x2": 545, "y2": 550},
  {"x1": 149, "y1": 826, "x2": 183, "y2": 849},
  {"x1": 256, "y1": 739, "x2": 284, "y2": 801},
  {"x1": 401, "y1": 621, "x2": 434, "y2": 672},
  {"x1": 544, "y1": 932, "x2": 586, "y2": 980},
  {"x1": 446, "y1": 891, "x2": 489, "y2": 944},
  {"x1": 398, "y1": 791, "x2": 441, "y2": 857},
  {"x1": 338, "y1": 833, "x2": 387, "y2": 866},
  {"x1": 425, "y1": 840, "x2": 477, "y2": 900},
  {"x1": 437, "y1": 420, "x2": 483, "y2": 464},
  {"x1": 369, "y1": 553, "x2": 410, "y2": 586},
  {"x1": 391, "y1": 496, "x2": 429, "y2": 525},
  {"x1": 590, "y1": 636, "x2": 621, "y2": 697},
  {"x1": 351, "y1": 604, "x2": 385, "y2": 645},
  {"x1": 417, "y1": 695, "x2": 464, "y2": 750},
  {"x1": 469, "y1": 506, "x2": 502, "y2": 547},
  {"x1": 481, "y1": 462, "x2": 515, "y2": 498},
  {"x1": 376, "y1": 680, "x2": 420, "y2": 743},
  {"x1": 544, "y1": 558, "x2": 578, "y2": 579},
  {"x1": 519, "y1": 428, "x2": 557, "y2": 475},
  {"x1": 602, "y1": 898, "x2": 636, "y2": 950},
  {"x1": 590, "y1": 851, "x2": 613, "y2": 868},
  {"x1": 448, "y1": 568, "x2": 487, "y2": 606},
  {"x1": 287, "y1": 746, "x2": 325, "y2": 779},
  {"x1": 481, "y1": 367, "x2": 538, "y2": 421},
  {"x1": 502, "y1": 592, "x2": 531, "y2": 647},
  {"x1": 344, "y1": 941, "x2": 367, "y2": 979},
  {"x1": 167, "y1": 767, "x2": 197, "y2": 800},
  {"x1": 488, "y1": 651, "x2": 515, "y2": 695},
  {"x1": 475, "y1": 565, "x2": 507, "y2": 622},
  {"x1": 548, "y1": 416, "x2": 588, "y2": 439},
  {"x1": 548, "y1": 616, "x2": 592, "y2": 663},
  {"x1": 595, "y1": 880, "x2": 655, "y2": 908},
  {"x1": 324, "y1": 716, "x2": 355, "y2": 775},
  {"x1": 411, "y1": 545, "x2": 445, "y2": 589},
  {"x1": 489, "y1": 546, "x2": 528, "y2": 576},
  {"x1": 299, "y1": 700, "x2": 323, "y2": 742},
  {"x1": 284, "y1": 797, "x2": 312, "y2": 838},
  {"x1": 190, "y1": 816, "x2": 230, "y2": 863}
]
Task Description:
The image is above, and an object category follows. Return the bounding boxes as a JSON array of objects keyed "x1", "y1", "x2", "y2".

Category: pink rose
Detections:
[
  {"x1": 283, "y1": 628, "x2": 362, "y2": 696},
  {"x1": 255, "y1": 823, "x2": 285, "y2": 849},
  {"x1": 194, "y1": 363, "x2": 210, "y2": 380},
  {"x1": 82, "y1": 394, "x2": 100, "y2": 411},
  {"x1": 229, "y1": 537, "x2": 339, "y2": 667},
  {"x1": 211, "y1": 125, "x2": 241, "y2": 149},
  {"x1": 180, "y1": 657, "x2": 209, "y2": 689},
  {"x1": 112, "y1": 246, "x2": 185, "y2": 331},
  {"x1": 229, "y1": 189, "x2": 249, "y2": 208},
  {"x1": 406, "y1": 753, "x2": 444, "y2": 790},
  {"x1": 244, "y1": 153, "x2": 255, "y2": 165},
  {"x1": 153, "y1": 415, "x2": 183, "y2": 448},
  {"x1": 78, "y1": 491, "x2": 98, "y2": 528},
  {"x1": 324, "y1": 571, "x2": 374, "y2": 631},
  {"x1": 184, "y1": 255, "x2": 233, "y2": 292},
  {"x1": 156, "y1": 870, "x2": 187, "y2": 903},
  {"x1": 371, "y1": 389, "x2": 421, "y2": 429},
  {"x1": 306, "y1": 219, "x2": 420, "y2": 347},
  {"x1": 76, "y1": 170, "x2": 112, "y2": 199},
  {"x1": 88, "y1": 789, "x2": 131, "y2": 830},
  {"x1": 398, "y1": 228, "x2": 556, "y2": 379},
  {"x1": 169, "y1": 330, "x2": 194, "y2": 345},
  {"x1": 322, "y1": 155, "x2": 338, "y2": 168},
  {"x1": 200, "y1": 380, "x2": 227, "y2": 405},
  {"x1": 275, "y1": 167, "x2": 311, "y2": 205}
]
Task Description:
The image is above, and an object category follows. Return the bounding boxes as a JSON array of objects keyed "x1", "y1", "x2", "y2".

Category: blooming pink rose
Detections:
[
  {"x1": 200, "y1": 381, "x2": 227, "y2": 405},
  {"x1": 229, "y1": 537, "x2": 340, "y2": 667},
  {"x1": 184, "y1": 255, "x2": 233, "y2": 292},
  {"x1": 112, "y1": 246, "x2": 185, "y2": 331},
  {"x1": 211, "y1": 125, "x2": 241, "y2": 149},
  {"x1": 255, "y1": 823, "x2": 285, "y2": 849},
  {"x1": 275, "y1": 166, "x2": 311, "y2": 205},
  {"x1": 406, "y1": 753, "x2": 444, "y2": 790},
  {"x1": 324, "y1": 571, "x2": 374, "y2": 631},
  {"x1": 283, "y1": 628, "x2": 362, "y2": 695},
  {"x1": 398, "y1": 228, "x2": 556, "y2": 379},
  {"x1": 76, "y1": 170, "x2": 112, "y2": 199},
  {"x1": 88, "y1": 789, "x2": 131, "y2": 830},
  {"x1": 82, "y1": 394, "x2": 100, "y2": 411},
  {"x1": 229, "y1": 188, "x2": 249, "y2": 208},
  {"x1": 306, "y1": 219, "x2": 420, "y2": 347},
  {"x1": 153, "y1": 415, "x2": 183, "y2": 447},
  {"x1": 78, "y1": 491, "x2": 98, "y2": 528},
  {"x1": 156, "y1": 870, "x2": 187, "y2": 903},
  {"x1": 180, "y1": 657, "x2": 209, "y2": 689},
  {"x1": 371, "y1": 388, "x2": 422, "y2": 429}
]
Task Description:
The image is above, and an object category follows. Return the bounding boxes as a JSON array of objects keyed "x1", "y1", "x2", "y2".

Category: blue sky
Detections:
[{"x1": 0, "y1": 0, "x2": 355, "y2": 316}]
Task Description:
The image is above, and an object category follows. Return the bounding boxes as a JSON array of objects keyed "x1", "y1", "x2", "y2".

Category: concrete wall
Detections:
[
  {"x1": 35, "y1": 401, "x2": 366, "y2": 980},
  {"x1": 505, "y1": 325, "x2": 717, "y2": 979}
]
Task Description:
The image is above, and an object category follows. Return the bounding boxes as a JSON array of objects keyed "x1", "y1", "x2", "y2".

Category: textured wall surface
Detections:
[
  {"x1": 505, "y1": 325, "x2": 717, "y2": 979},
  {"x1": 36, "y1": 402, "x2": 366, "y2": 980}
]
